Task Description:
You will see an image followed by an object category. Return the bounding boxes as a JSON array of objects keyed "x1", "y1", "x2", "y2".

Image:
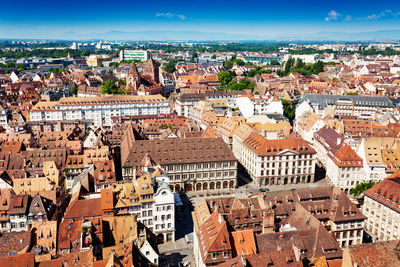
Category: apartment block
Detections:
[
  {"x1": 30, "y1": 95, "x2": 170, "y2": 127},
  {"x1": 242, "y1": 132, "x2": 316, "y2": 187}
]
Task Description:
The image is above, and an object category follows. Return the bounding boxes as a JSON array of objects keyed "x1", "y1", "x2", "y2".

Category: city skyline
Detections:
[{"x1": 2, "y1": 0, "x2": 400, "y2": 40}]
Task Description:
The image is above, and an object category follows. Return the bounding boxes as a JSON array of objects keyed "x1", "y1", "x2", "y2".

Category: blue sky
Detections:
[{"x1": 1, "y1": 0, "x2": 400, "y2": 39}]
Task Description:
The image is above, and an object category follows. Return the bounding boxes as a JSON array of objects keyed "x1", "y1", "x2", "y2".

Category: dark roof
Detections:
[
  {"x1": 299, "y1": 93, "x2": 394, "y2": 109},
  {"x1": 123, "y1": 138, "x2": 236, "y2": 167},
  {"x1": 314, "y1": 126, "x2": 345, "y2": 155},
  {"x1": 28, "y1": 195, "x2": 54, "y2": 219},
  {"x1": 262, "y1": 186, "x2": 365, "y2": 224}
]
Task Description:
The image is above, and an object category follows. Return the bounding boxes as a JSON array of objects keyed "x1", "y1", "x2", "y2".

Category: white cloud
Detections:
[
  {"x1": 325, "y1": 10, "x2": 342, "y2": 22},
  {"x1": 345, "y1": 15, "x2": 353, "y2": 21},
  {"x1": 359, "y1": 9, "x2": 398, "y2": 20},
  {"x1": 156, "y1": 12, "x2": 187, "y2": 20}
]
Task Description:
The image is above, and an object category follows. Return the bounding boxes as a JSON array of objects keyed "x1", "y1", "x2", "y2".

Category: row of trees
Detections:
[
  {"x1": 350, "y1": 180, "x2": 378, "y2": 197},
  {"x1": 278, "y1": 58, "x2": 324, "y2": 77},
  {"x1": 0, "y1": 48, "x2": 115, "y2": 59},
  {"x1": 247, "y1": 66, "x2": 272, "y2": 77}
]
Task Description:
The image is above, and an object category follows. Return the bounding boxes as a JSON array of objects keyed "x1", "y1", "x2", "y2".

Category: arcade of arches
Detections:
[{"x1": 171, "y1": 179, "x2": 236, "y2": 192}]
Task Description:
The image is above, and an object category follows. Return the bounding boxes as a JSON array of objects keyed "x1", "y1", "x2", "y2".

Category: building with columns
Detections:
[
  {"x1": 121, "y1": 138, "x2": 237, "y2": 192},
  {"x1": 242, "y1": 132, "x2": 316, "y2": 187}
]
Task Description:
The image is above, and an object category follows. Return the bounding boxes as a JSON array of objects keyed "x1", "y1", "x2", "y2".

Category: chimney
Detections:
[{"x1": 337, "y1": 137, "x2": 341, "y2": 146}]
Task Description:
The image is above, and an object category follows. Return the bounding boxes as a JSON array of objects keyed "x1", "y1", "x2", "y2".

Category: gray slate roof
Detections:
[{"x1": 299, "y1": 93, "x2": 394, "y2": 109}]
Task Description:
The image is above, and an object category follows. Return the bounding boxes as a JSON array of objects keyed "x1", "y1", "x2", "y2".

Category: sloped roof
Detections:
[
  {"x1": 231, "y1": 229, "x2": 257, "y2": 256},
  {"x1": 347, "y1": 240, "x2": 400, "y2": 267},
  {"x1": 243, "y1": 132, "x2": 315, "y2": 156}
]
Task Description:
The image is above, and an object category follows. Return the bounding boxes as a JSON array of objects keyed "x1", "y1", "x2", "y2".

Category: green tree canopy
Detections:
[
  {"x1": 228, "y1": 78, "x2": 255, "y2": 91},
  {"x1": 162, "y1": 60, "x2": 177, "y2": 73},
  {"x1": 247, "y1": 66, "x2": 272, "y2": 77},
  {"x1": 101, "y1": 80, "x2": 124, "y2": 95},
  {"x1": 224, "y1": 56, "x2": 245, "y2": 70},
  {"x1": 6, "y1": 62, "x2": 15, "y2": 68},
  {"x1": 350, "y1": 180, "x2": 378, "y2": 197},
  {"x1": 71, "y1": 85, "x2": 78, "y2": 96},
  {"x1": 16, "y1": 64, "x2": 26, "y2": 71},
  {"x1": 269, "y1": 59, "x2": 280, "y2": 66},
  {"x1": 281, "y1": 99, "x2": 295, "y2": 122},
  {"x1": 218, "y1": 71, "x2": 236, "y2": 85}
]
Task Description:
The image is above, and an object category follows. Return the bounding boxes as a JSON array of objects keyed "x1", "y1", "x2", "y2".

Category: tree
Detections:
[
  {"x1": 191, "y1": 52, "x2": 198, "y2": 62},
  {"x1": 211, "y1": 54, "x2": 216, "y2": 59},
  {"x1": 284, "y1": 57, "x2": 295, "y2": 75},
  {"x1": 118, "y1": 79, "x2": 126, "y2": 86},
  {"x1": 218, "y1": 71, "x2": 236, "y2": 85},
  {"x1": 312, "y1": 60, "x2": 324, "y2": 74},
  {"x1": 269, "y1": 59, "x2": 280, "y2": 65},
  {"x1": 6, "y1": 62, "x2": 15, "y2": 68},
  {"x1": 228, "y1": 78, "x2": 255, "y2": 91},
  {"x1": 101, "y1": 80, "x2": 122, "y2": 95},
  {"x1": 162, "y1": 60, "x2": 176, "y2": 73},
  {"x1": 224, "y1": 56, "x2": 245, "y2": 70},
  {"x1": 281, "y1": 99, "x2": 295, "y2": 122},
  {"x1": 98, "y1": 63, "x2": 104, "y2": 67},
  {"x1": 16, "y1": 64, "x2": 26, "y2": 71},
  {"x1": 295, "y1": 58, "x2": 305, "y2": 69},
  {"x1": 350, "y1": 181, "x2": 378, "y2": 197},
  {"x1": 71, "y1": 85, "x2": 78, "y2": 96}
]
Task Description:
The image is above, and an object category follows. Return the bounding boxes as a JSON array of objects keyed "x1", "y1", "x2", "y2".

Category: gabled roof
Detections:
[
  {"x1": 231, "y1": 229, "x2": 256, "y2": 256},
  {"x1": 198, "y1": 210, "x2": 232, "y2": 259},
  {"x1": 64, "y1": 197, "x2": 102, "y2": 220},
  {"x1": 243, "y1": 132, "x2": 315, "y2": 156}
]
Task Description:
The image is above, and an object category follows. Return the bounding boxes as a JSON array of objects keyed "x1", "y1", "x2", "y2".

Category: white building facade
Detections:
[{"x1": 30, "y1": 95, "x2": 170, "y2": 127}]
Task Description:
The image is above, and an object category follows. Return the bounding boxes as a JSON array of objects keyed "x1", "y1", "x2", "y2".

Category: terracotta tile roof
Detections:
[
  {"x1": 231, "y1": 230, "x2": 257, "y2": 256},
  {"x1": 218, "y1": 249, "x2": 303, "y2": 267},
  {"x1": 201, "y1": 126, "x2": 221, "y2": 139},
  {"x1": 9, "y1": 194, "x2": 29, "y2": 214},
  {"x1": 365, "y1": 172, "x2": 400, "y2": 213},
  {"x1": 93, "y1": 160, "x2": 116, "y2": 185},
  {"x1": 330, "y1": 144, "x2": 363, "y2": 168},
  {"x1": 197, "y1": 210, "x2": 232, "y2": 263},
  {"x1": 0, "y1": 253, "x2": 35, "y2": 267},
  {"x1": 261, "y1": 186, "x2": 365, "y2": 224},
  {"x1": 56, "y1": 250, "x2": 94, "y2": 267},
  {"x1": 101, "y1": 189, "x2": 114, "y2": 211},
  {"x1": 0, "y1": 231, "x2": 32, "y2": 257},
  {"x1": 347, "y1": 240, "x2": 400, "y2": 267},
  {"x1": 243, "y1": 132, "x2": 315, "y2": 156},
  {"x1": 1, "y1": 141, "x2": 23, "y2": 155},
  {"x1": 64, "y1": 197, "x2": 102, "y2": 220}
]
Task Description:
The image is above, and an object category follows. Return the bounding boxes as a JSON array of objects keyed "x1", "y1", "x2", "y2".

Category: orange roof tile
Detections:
[{"x1": 231, "y1": 229, "x2": 256, "y2": 256}]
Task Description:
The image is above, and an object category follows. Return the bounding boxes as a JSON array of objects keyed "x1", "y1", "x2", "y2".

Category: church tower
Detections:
[
  {"x1": 143, "y1": 58, "x2": 159, "y2": 83},
  {"x1": 126, "y1": 63, "x2": 141, "y2": 92}
]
